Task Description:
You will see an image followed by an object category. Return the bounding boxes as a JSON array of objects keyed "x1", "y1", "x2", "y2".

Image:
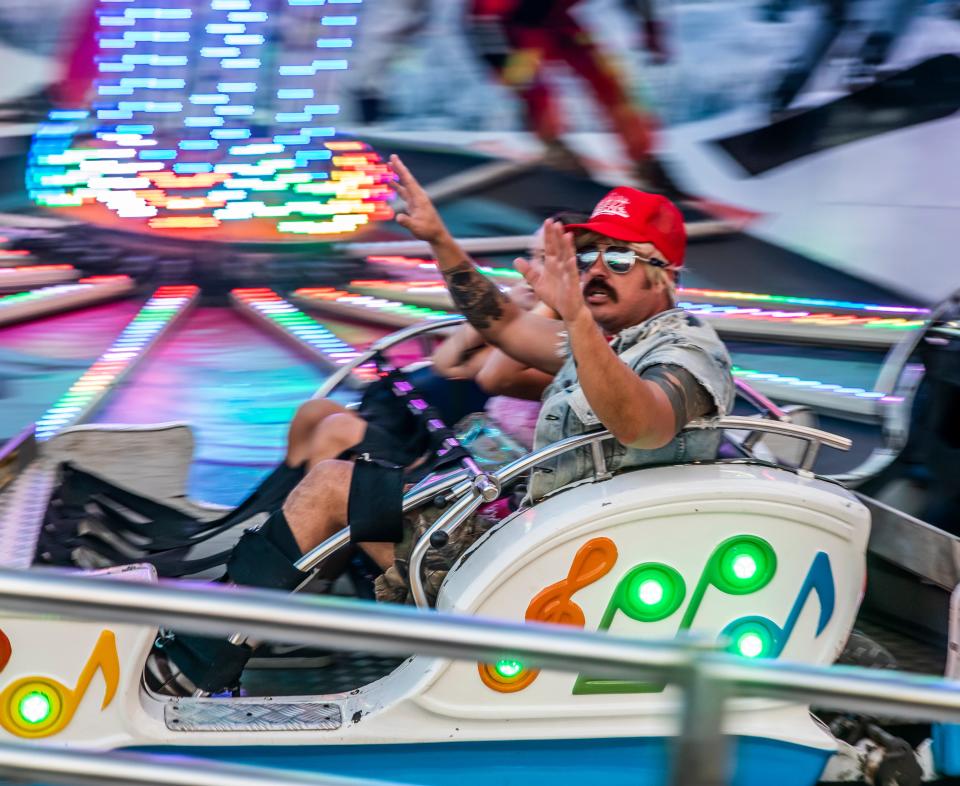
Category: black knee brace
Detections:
[
  {"x1": 347, "y1": 458, "x2": 404, "y2": 543},
  {"x1": 226, "y1": 509, "x2": 309, "y2": 590}
]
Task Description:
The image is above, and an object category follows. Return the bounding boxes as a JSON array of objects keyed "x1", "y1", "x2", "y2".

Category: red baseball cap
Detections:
[{"x1": 565, "y1": 187, "x2": 686, "y2": 269}]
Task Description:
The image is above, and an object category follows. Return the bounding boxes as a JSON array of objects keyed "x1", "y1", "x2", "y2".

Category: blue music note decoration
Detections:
[{"x1": 720, "y1": 551, "x2": 835, "y2": 659}]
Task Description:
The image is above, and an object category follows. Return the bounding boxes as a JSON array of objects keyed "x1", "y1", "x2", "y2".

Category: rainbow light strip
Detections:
[
  {"x1": 363, "y1": 256, "x2": 928, "y2": 316},
  {"x1": 365, "y1": 256, "x2": 522, "y2": 285},
  {"x1": 293, "y1": 286, "x2": 453, "y2": 327},
  {"x1": 0, "y1": 265, "x2": 79, "y2": 290},
  {"x1": 0, "y1": 276, "x2": 133, "y2": 327},
  {"x1": 677, "y1": 302, "x2": 923, "y2": 332},
  {"x1": 347, "y1": 278, "x2": 922, "y2": 345},
  {"x1": 26, "y1": 1, "x2": 393, "y2": 237},
  {"x1": 680, "y1": 287, "x2": 928, "y2": 316},
  {"x1": 231, "y1": 288, "x2": 378, "y2": 382},
  {"x1": 35, "y1": 285, "x2": 198, "y2": 440},
  {"x1": 0, "y1": 249, "x2": 32, "y2": 262},
  {"x1": 336, "y1": 279, "x2": 902, "y2": 415},
  {"x1": 732, "y1": 366, "x2": 901, "y2": 403}
]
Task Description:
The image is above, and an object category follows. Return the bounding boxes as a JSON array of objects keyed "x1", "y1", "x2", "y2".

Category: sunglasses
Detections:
[{"x1": 575, "y1": 245, "x2": 669, "y2": 275}]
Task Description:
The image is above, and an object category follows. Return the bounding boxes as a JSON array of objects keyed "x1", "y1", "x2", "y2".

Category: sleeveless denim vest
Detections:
[{"x1": 529, "y1": 308, "x2": 735, "y2": 501}]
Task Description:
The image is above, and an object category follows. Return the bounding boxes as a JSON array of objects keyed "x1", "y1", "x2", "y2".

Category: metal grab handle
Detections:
[
  {"x1": 312, "y1": 316, "x2": 466, "y2": 400},
  {"x1": 410, "y1": 492, "x2": 487, "y2": 608},
  {"x1": 685, "y1": 416, "x2": 850, "y2": 471}
]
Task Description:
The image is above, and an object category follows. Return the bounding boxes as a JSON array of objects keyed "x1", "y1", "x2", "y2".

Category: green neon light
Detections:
[
  {"x1": 494, "y1": 659, "x2": 524, "y2": 679},
  {"x1": 617, "y1": 563, "x2": 686, "y2": 623},
  {"x1": 18, "y1": 692, "x2": 52, "y2": 725},
  {"x1": 724, "y1": 618, "x2": 778, "y2": 659},
  {"x1": 737, "y1": 632, "x2": 765, "y2": 658}
]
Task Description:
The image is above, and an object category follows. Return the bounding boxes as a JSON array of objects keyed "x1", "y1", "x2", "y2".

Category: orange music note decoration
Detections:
[
  {"x1": 478, "y1": 537, "x2": 619, "y2": 693},
  {"x1": 0, "y1": 629, "x2": 120, "y2": 738}
]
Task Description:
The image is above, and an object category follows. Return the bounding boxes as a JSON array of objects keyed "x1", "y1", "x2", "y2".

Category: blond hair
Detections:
[{"x1": 574, "y1": 231, "x2": 677, "y2": 301}]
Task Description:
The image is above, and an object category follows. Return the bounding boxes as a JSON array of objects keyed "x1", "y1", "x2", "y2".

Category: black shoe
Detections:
[{"x1": 143, "y1": 643, "x2": 200, "y2": 697}]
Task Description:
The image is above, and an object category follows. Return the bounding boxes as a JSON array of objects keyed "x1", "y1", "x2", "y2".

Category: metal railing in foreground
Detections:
[
  {"x1": 1, "y1": 570, "x2": 960, "y2": 786},
  {"x1": 0, "y1": 742, "x2": 395, "y2": 786}
]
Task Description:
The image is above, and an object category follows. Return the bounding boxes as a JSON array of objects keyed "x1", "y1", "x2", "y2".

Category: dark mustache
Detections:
[{"x1": 584, "y1": 277, "x2": 617, "y2": 302}]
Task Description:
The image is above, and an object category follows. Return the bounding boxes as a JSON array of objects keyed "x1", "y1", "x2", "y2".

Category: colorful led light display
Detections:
[
  {"x1": 732, "y1": 366, "x2": 903, "y2": 404},
  {"x1": 293, "y1": 286, "x2": 453, "y2": 326},
  {"x1": 26, "y1": 1, "x2": 393, "y2": 238},
  {"x1": 0, "y1": 277, "x2": 134, "y2": 327},
  {"x1": 677, "y1": 302, "x2": 923, "y2": 332},
  {"x1": 361, "y1": 257, "x2": 927, "y2": 317},
  {"x1": 347, "y1": 279, "x2": 920, "y2": 351},
  {"x1": 678, "y1": 287, "x2": 928, "y2": 316},
  {"x1": 34, "y1": 286, "x2": 198, "y2": 440},
  {"x1": 231, "y1": 288, "x2": 378, "y2": 382},
  {"x1": 0, "y1": 265, "x2": 79, "y2": 289}
]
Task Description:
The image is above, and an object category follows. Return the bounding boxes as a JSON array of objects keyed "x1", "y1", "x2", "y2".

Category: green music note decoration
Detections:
[
  {"x1": 573, "y1": 562, "x2": 686, "y2": 694},
  {"x1": 573, "y1": 535, "x2": 778, "y2": 695},
  {"x1": 679, "y1": 535, "x2": 778, "y2": 631}
]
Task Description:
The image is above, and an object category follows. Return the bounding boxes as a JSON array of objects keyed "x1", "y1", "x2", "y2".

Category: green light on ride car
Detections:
[
  {"x1": 18, "y1": 692, "x2": 52, "y2": 725},
  {"x1": 619, "y1": 563, "x2": 686, "y2": 623},
  {"x1": 495, "y1": 660, "x2": 524, "y2": 679},
  {"x1": 736, "y1": 632, "x2": 765, "y2": 659},
  {"x1": 714, "y1": 537, "x2": 776, "y2": 595},
  {"x1": 732, "y1": 554, "x2": 757, "y2": 580},
  {"x1": 638, "y1": 579, "x2": 664, "y2": 606}
]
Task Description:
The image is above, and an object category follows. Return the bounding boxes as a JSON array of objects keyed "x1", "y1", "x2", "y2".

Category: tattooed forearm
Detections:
[{"x1": 443, "y1": 260, "x2": 508, "y2": 330}]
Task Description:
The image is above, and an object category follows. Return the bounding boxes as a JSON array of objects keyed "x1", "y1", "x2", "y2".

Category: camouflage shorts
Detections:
[{"x1": 374, "y1": 505, "x2": 497, "y2": 606}]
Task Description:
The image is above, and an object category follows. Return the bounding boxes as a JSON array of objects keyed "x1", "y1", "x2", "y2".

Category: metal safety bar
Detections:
[
  {"x1": 312, "y1": 315, "x2": 466, "y2": 400},
  {"x1": 0, "y1": 742, "x2": 393, "y2": 786},
  {"x1": 3, "y1": 569, "x2": 960, "y2": 786},
  {"x1": 407, "y1": 417, "x2": 851, "y2": 607}
]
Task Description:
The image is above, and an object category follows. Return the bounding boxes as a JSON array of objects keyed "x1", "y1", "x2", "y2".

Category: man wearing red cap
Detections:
[{"x1": 388, "y1": 157, "x2": 734, "y2": 505}]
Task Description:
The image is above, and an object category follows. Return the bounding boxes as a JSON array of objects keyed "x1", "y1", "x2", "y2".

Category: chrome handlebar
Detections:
[{"x1": 312, "y1": 316, "x2": 466, "y2": 400}]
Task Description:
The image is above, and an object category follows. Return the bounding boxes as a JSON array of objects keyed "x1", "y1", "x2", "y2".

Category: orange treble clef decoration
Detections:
[
  {"x1": 479, "y1": 537, "x2": 619, "y2": 693},
  {"x1": 526, "y1": 537, "x2": 619, "y2": 626}
]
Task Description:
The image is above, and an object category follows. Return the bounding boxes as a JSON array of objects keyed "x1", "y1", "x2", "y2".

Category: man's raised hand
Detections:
[
  {"x1": 389, "y1": 154, "x2": 448, "y2": 244},
  {"x1": 516, "y1": 219, "x2": 586, "y2": 324}
]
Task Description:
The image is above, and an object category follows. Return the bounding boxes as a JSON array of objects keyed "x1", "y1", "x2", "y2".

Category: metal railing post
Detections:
[{"x1": 672, "y1": 651, "x2": 730, "y2": 786}]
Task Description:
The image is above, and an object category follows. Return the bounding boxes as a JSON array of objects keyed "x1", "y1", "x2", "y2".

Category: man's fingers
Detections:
[
  {"x1": 562, "y1": 230, "x2": 577, "y2": 267},
  {"x1": 395, "y1": 212, "x2": 411, "y2": 229},
  {"x1": 389, "y1": 154, "x2": 425, "y2": 198},
  {"x1": 514, "y1": 256, "x2": 541, "y2": 286}
]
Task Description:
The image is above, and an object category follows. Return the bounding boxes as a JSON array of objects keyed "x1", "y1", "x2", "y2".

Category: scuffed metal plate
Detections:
[{"x1": 166, "y1": 698, "x2": 342, "y2": 732}]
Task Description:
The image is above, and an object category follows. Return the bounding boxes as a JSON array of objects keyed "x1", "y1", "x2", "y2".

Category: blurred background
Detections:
[{"x1": 0, "y1": 0, "x2": 957, "y2": 506}]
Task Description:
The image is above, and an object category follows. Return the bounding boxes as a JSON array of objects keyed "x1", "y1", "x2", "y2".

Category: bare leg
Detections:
[
  {"x1": 286, "y1": 399, "x2": 351, "y2": 467},
  {"x1": 283, "y1": 459, "x2": 396, "y2": 571},
  {"x1": 282, "y1": 459, "x2": 354, "y2": 553},
  {"x1": 359, "y1": 542, "x2": 395, "y2": 571},
  {"x1": 305, "y1": 411, "x2": 368, "y2": 467}
]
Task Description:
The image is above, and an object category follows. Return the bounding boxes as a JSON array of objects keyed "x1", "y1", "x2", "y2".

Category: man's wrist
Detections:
[
  {"x1": 429, "y1": 228, "x2": 458, "y2": 260},
  {"x1": 565, "y1": 306, "x2": 594, "y2": 334}
]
